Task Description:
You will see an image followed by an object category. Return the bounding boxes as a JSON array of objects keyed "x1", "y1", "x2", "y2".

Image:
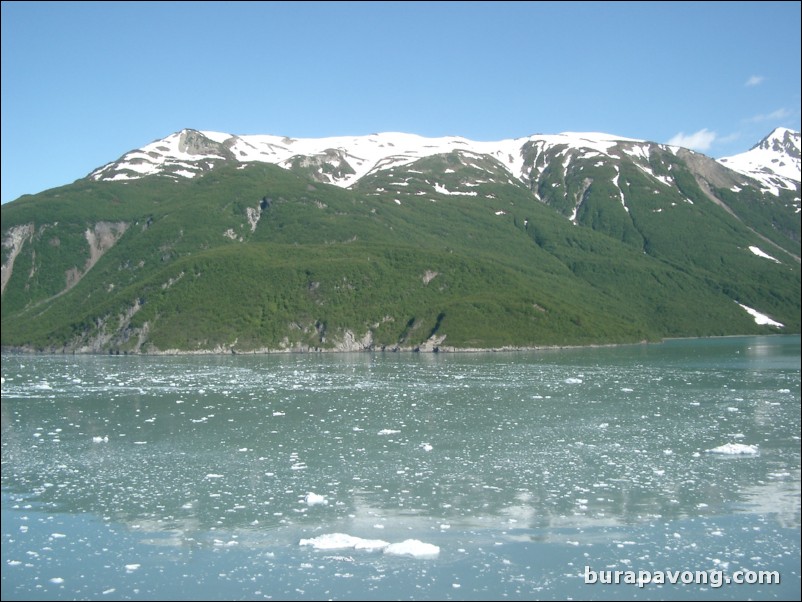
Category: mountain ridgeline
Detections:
[{"x1": 2, "y1": 128, "x2": 800, "y2": 353}]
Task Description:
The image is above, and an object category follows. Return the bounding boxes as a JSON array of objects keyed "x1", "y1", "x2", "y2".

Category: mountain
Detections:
[
  {"x1": 718, "y1": 127, "x2": 801, "y2": 196},
  {"x1": 2, "y1": 128, "x2": 799, "y2": 354}
]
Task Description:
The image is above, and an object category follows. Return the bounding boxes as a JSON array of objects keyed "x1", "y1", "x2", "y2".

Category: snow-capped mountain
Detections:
[
  {"x1": 90, "y1": 128, "x2": 800, "y2": 207},
  {"x1": 718, "y1": 127, "x2": 801, "y2": 194},
  {"x1": 88, "y1": 129, "x2": 663, "y2": 189}
]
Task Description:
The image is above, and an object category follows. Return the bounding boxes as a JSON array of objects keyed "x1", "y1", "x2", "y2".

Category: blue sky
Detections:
[{"x1": 2, "y1": 1, "x2": 800, "y2": 204}]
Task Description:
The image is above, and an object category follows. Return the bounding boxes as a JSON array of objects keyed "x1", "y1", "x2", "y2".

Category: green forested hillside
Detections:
[{"x1": 2, "y1": 141, "x2": 799, "y2": 353}]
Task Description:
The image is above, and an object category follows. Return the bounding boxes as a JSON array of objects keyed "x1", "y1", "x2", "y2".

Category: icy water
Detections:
[{"x1": 1, "y1": 336, "x2": 799, "y2": 601}]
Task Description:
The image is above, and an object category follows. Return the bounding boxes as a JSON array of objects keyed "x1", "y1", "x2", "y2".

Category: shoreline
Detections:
[{"x1": 1, "y1": 333, "x2": 796, "y2": 357}]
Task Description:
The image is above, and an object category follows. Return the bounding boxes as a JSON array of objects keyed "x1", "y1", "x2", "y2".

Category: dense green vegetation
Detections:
[{"x1": 2, "y1": 146, "x2": 799, "y2": 353}]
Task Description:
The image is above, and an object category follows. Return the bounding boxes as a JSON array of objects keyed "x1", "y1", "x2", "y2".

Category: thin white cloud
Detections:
[
  {"x1": 668, "y1": 128, "x2": 717, "y2": 152},
  {"x1": 746, "y1": 108, "x2": 791, "y2": 123},
  {"x1": 717, "y1": 131, "x2": 741, "y2": 145},
  {"x1": 745, "y1": 75, "x2": 765, "y2": 87}
]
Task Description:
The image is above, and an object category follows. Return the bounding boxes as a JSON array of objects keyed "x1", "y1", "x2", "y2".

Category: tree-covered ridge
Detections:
[{"x1": 2, "y1": 136, "x2": 799, "y2": 353}]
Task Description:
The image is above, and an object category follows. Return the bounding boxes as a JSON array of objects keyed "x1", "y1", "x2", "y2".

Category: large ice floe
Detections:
[
  {"x1": 299, "y1": 533, "x2": 440, "y2": 558},
  {"x1": 705, "y1": 443, "x2": 760, "y2": 455}
]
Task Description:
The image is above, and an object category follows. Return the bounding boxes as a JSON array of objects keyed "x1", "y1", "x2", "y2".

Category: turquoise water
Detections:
[{"x1": 2, "y1": 336, "x2": 799, "y2": 600}]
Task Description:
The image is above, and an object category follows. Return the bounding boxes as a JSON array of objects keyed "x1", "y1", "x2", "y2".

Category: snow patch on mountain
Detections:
[
  {"x1": 736, "y1": 302, "x2": 784, "y2": 328},
  {"x1": 748, "y1": 246, "x2": 781, "y2": 263}
]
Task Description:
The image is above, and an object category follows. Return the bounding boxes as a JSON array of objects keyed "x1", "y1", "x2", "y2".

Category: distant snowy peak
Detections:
[
  {"x1": 89, "y1": 128, "x2": 653, "y2": 188},
  {"x1": 718, "y1": 127, "x2": 801, "y2": 194},
  {"x1": 89, "y1": 129, "x2": 234, "y2": 182}
]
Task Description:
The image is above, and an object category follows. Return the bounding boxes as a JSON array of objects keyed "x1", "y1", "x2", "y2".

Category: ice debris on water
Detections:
[
  {"x1": 384, "y1": 539, "x2": 440, "y2": 558},
  {"x1": 299, "y1": 533, "x2": 439, "y2": 558},
  {"x1": 705, "y1": 443, "x2": 759, "y2": 455},
  {"x1": 305, "y1": 492, "x2": 328, "y2": 506},
  {"x1": 299, "y1": 533, "x2": 389, "y2": 552}
]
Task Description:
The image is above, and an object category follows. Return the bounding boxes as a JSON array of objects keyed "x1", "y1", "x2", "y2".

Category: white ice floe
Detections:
[
  {"x1": 564, "y1": 377, "x2": 583, "y2": 384},
  {"x1": 299, "y1": 533, "x2": 389, "y2": 552},
  {"x1": 378, "y1": 429, "x2": 401, "y2": 435},
  {"x1": 299, "y1": 533, "x2": 439, "y2": 558},
  {"x1": 92, "y1": 435, "x2": 108, "y2": 443},
  {"x1": 384, "y1": 539, "x2": 441, "y2": 558},
  {"x1": 705, "y1": 443, "x2": 759, "y2": 455},
  {"x1": 305, "y1": 492, "x2": 329, "y2": 506},
  {"x1": 420, "y1": 443, "x2": 433, "y2": 451}
]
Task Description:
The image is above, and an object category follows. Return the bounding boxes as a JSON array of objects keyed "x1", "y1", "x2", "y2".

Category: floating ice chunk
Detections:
[
  {"x1": 204, "y1": 473, "x2": 224, "y2": 479},
  {"x1": 50, "y1": 577, "x2": 65, "y2": 584},
  {"x1": 300, "y1": 533, "x2": 439, "y2": 558},
  {"x1": 706, "y1": 443, "x2": 759, "y2": 455},
  {"x1": 299, "y1": 533, "x2": 389, "y2": 552},
  {"x1": 125, "y1": 564, "x2": 141, "y2": 573},
  {"x1": 564, "y1": 377, "x2": 583, "y2": 384},
  {"x1": 305, "y1": 492, "x2": 328, "y2": 506},
  {"x1": 420, "y1": 443, "x2": 433, "y2": 451},
  {"x1": 385, "y1": 539, "x2": 440, "y2": 558},
  {"x1": 213, "y1": 539, "x2": 238, "y2": 547},
  {"x1": 378, "y1": 429, "x2": 401, "y2": 435},
  {"x1": 92, "y1": 435, "x2": 109, "y2": 443}
]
